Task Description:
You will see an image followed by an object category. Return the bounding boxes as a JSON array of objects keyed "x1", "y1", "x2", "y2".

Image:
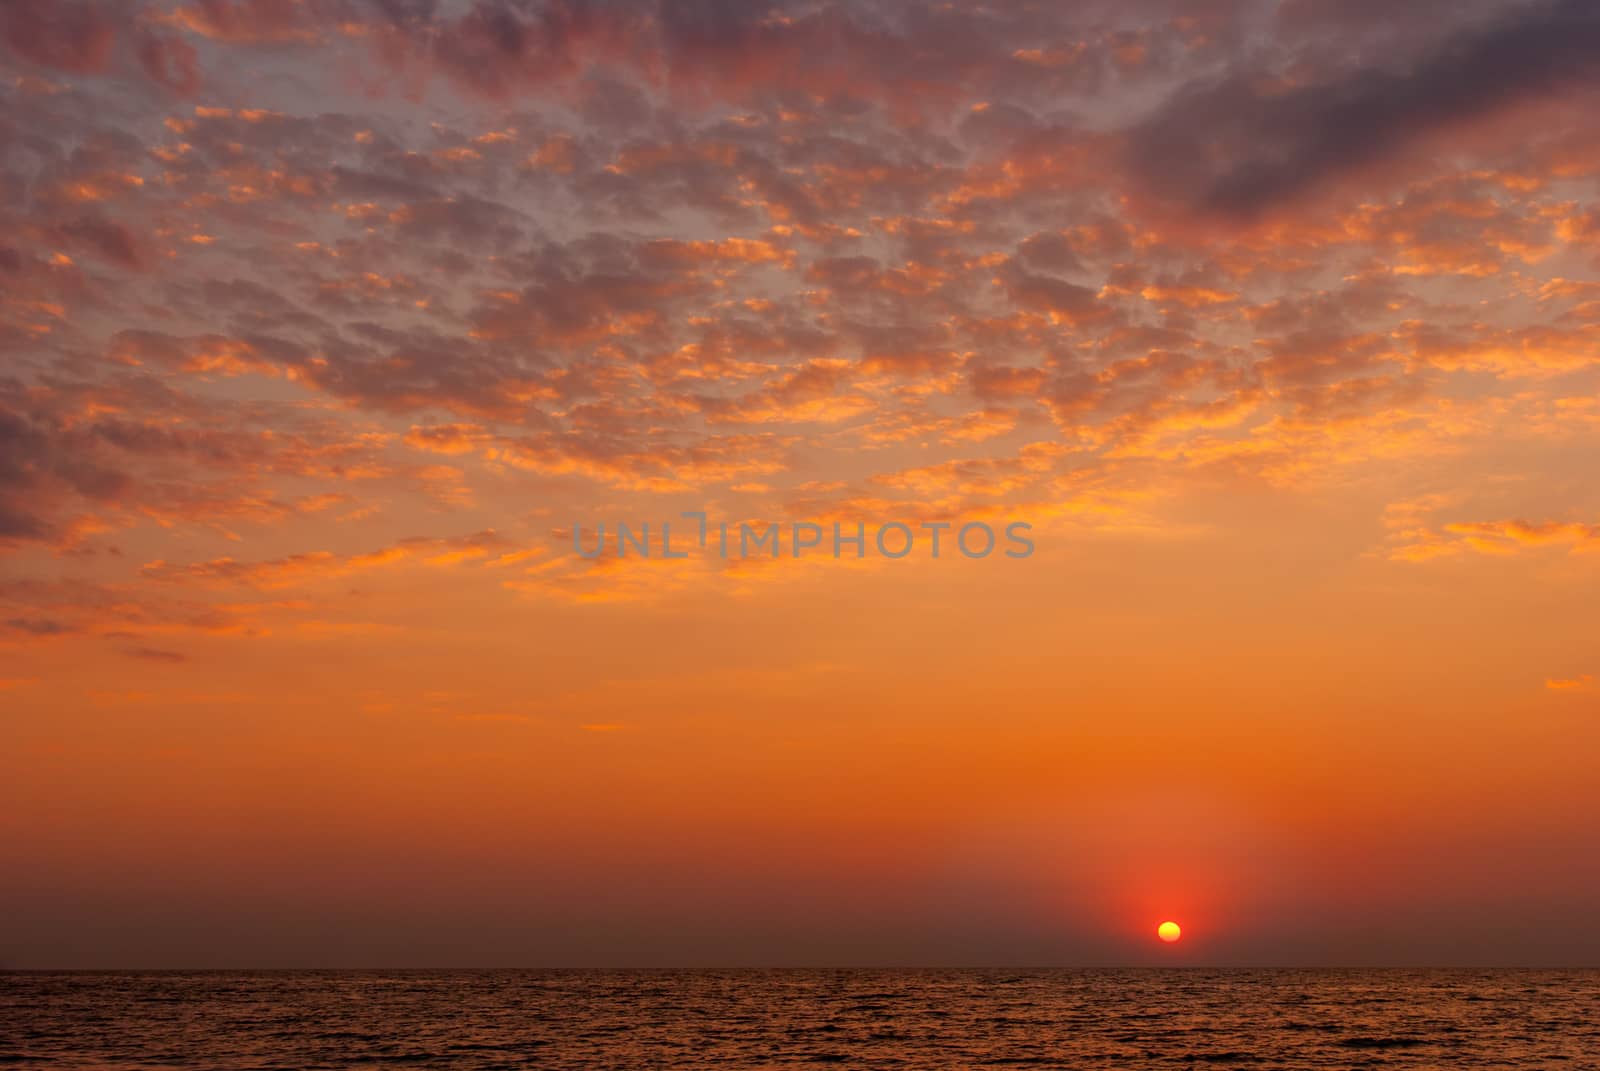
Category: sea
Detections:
[{"x1": 3, "y1": 969, "x2": 1597, "y2": 1069}]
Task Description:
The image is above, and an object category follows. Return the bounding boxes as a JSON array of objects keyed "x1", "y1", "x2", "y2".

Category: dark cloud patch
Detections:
[
  {"x1": 161, "y1": 0, "x2": 337, "y2": 44},
  {"x1": 350, "y1": 0, "x2": 1188, "y2": 114},
  {"x1": 574, "y1": 74, "x2": 654, "y2": 129},
  {"x1": 1016, "y1": 232, "x2": 1086, "y2": 275},
  {"x1": 57, "y1": 215, "x2": 146, "y2": 270},
  {"x1": 0, "y1": 371, "x2": 402, "y2": 547},
  {"x1": 329, "y1": 165, "x2": 444, "y2": 203},
  {"x1": 0, "y1": 0, "x2": 217, "y2": 93},
  {"x1": 0, "y1": 502, "x2": 52, "y2": 542},
  {"x1": 1128, "y1": 0, "x2": 1600, "y2": 219},
  {"x1": 123, "y1": 645, "x2": 188, "y2": 662},
  {"x1": 310, "y1": 325, "x2": 552, "y2": 419},
  {"x1": 4, "y1": 616, "x2": 78, "y2": 636},
  {"x1": 1, "y1": 0, "x2": 117, "y2": 74},
  {"x1": 968, "y1": 361, "x2": 1047, "y2": 403},
  {"x1": 136, "y1": 31, "x2": 201, "y2": 94},
  {"x1": 363, "y1": 0, "x2": 440, "y2": 25},
  {"x1": 997, "y1": 263, "x2": 1105, "y2": 326},
  {"x1": 0, "y1": 401, "x2": 131, "y2": 544},
  {"x1": 388, "y1": 194, "x2": 526, "y2": 248},
  {"x1": 382, "y1": 0, "x2": 650, "y2": 99}
]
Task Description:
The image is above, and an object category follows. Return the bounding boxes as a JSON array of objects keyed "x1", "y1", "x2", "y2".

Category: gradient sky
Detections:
[{"x1": 2, "y1": 0, "x2": 1598, "y2": 968}]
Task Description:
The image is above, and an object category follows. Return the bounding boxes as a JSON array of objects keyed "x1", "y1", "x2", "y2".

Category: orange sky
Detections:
[{"x1": 2, "y1": 0, "x2": 1598, "y2": 966}]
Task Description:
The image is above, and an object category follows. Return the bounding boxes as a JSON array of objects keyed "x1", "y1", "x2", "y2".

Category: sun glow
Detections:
[{"x1": 1157, "y1": 921, "x2": 1182, "y2": 943}]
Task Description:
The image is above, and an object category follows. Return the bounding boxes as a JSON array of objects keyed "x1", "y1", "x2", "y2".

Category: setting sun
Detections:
[{"x1": 1158, "y1": 922, "x2": 1183, "y2": 943}]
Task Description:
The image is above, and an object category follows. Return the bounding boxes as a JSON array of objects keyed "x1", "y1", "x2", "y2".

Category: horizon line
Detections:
[{"x1": 6, "y1": 964, "x2": 1598, "y2": 972}]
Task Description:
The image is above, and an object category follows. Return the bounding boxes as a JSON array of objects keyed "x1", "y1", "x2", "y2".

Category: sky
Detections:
[{"x1": 1, "y1": 0, "x2": 1598, "y2": 968}]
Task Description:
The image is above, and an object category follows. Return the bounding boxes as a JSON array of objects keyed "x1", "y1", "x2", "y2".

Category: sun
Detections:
[{"x1": 1157, "y1": 921, "x2": 1182, "y2": 943}]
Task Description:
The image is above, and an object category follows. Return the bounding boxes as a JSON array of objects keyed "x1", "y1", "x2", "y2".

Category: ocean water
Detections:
[{"x1": 3, "y1": 969, "x2": 1597, "y2": 1069}]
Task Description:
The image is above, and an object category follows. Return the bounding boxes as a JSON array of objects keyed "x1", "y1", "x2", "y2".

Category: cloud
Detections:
[
  {"x1": 156, "y1": 0, "x2": 327, "y2": 44},
  {"x1": 124, "y1": 646, "x2": 189, "y2": 663},
  {"x1": 1127, "y1": 0, "x2": 1600, "y2": 219},
  {"x1": 1, "y1": 0, "x2": 1598, "y2": 661},
  {"x1": 1, "y1": 0, "x2": 117, "y2": 74},
  {"x1": 1545, "y1": 674, "x2": 1594, "y2": 691},
  {"x1": 140, "y1": 530, "x2": 517, "y2": 589},
  {"x1": 0, "y1": 401, "x2": 131, "y2": 546},
  {"x1": 0, "y1": 576, "x2": 294, "y2": 644},
  {"x1": 4, "y1": 617, "x2": 79, "y2": 637},
  {"x1": 1390, "y1": 518, "x2": 1600, "y2": 561}
]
